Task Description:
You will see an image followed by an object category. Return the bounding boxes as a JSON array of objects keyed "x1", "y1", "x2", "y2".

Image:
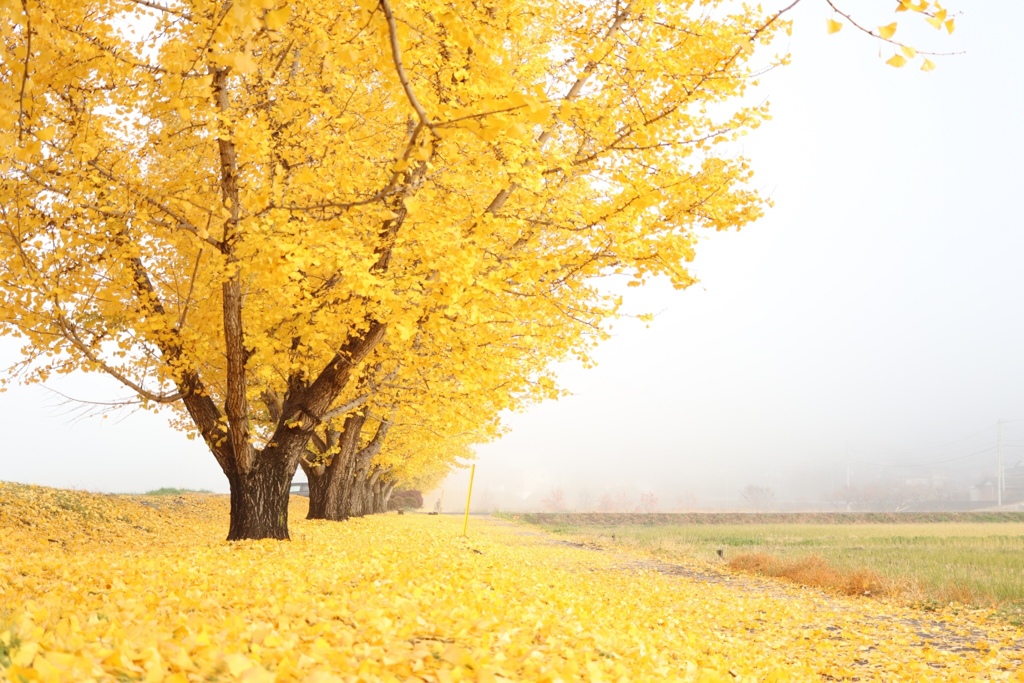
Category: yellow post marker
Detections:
[{"x1": 462, "y1": 464, "x2": 476, "y2": 537}]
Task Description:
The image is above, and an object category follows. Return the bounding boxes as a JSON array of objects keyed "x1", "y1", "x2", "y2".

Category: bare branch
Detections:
[
  {"x1": 824, "y1": 0, "x2": 959, "y2": 56},
  {"x1": 53, "y1": 315, "x2": 183, "y2": 404}
]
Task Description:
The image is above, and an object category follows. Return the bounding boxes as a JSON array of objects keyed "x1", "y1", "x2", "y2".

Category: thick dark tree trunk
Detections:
[
  {"x1": 305, "y1": 413, "x2": 365, "y2": 521},
  {"x1": 306, "y1": 454, "x2": 350, "y2": 520},
  {"x1": 332, "y1": 441, "x2": 360, "y2": 520},
  {"x1": 226, "y1": 453, "x2": 296, "y2": 540},
  {"x1": 301, "y1": 459, "x2": 326, "y2": 519}
]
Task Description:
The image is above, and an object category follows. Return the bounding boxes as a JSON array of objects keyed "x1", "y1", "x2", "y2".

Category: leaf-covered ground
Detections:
[{"x1": 2, "y1": 483, "x2": 1023, "y2": 682}]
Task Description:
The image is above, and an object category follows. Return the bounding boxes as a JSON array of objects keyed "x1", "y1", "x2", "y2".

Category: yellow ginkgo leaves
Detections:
[
  {"x1": 2, "y1": 483, "x2": 1023, "y2": 682},
  {"x1": 263, "y1": 6, "x2": 291, "y2": 31},
  {"x1": 926, "y1": 8, "x2": 947, "y2": 28},
  {"x1": 0, "y1": 0, "x2": 787, "y2": 540},
  {"x1": 826, "y1": 4, "x2": 956, "y2": 71}
]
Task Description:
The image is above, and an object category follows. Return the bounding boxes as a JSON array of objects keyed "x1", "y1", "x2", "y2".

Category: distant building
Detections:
[
  {"x1": 1007, "y1": 459, "x2": 1024, "y2": 498},
  {"x1": 969, "y1": 477, "x2": 997, "y2": 502},
  {"x1": 969, "y1": 459, "x2": 1024, "y2": 505}
]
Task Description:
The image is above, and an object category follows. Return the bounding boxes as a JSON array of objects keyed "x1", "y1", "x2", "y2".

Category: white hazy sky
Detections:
[{"x1": 2, "y1": 1, "x2": 1023, "y2": 505}]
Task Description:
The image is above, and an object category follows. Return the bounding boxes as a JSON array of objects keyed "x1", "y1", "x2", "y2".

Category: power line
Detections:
[
  {"x1": 841, "y1": 419, "x2": 1024, "y2": 468},
  {"x1": 847, "y1": 445, "x2": 997, "y2": 468},
  {"x1": 849, "y1": 424, "x2": 998, "y2": 455}
]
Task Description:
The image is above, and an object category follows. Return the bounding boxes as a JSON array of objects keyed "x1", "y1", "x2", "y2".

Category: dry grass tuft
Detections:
[
  {"x1": 730, "y1": 551, "x2": 989, "y2": 612},
  {"x1": 938, "y1": 581, "x2": 979, "y2": 606},
  {"x1": 728, "y1": 552, "x2": 893, "y2": 597}
]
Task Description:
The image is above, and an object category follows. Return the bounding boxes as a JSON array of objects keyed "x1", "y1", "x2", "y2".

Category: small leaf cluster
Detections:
[{"x1": 826, "y1": 0, "x2": 956, "y2": 71}]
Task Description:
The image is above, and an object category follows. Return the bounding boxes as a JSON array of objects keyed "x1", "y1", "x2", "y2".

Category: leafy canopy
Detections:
[{"x1": 0, "y1": 0, "x2": 956, "y2": 504}]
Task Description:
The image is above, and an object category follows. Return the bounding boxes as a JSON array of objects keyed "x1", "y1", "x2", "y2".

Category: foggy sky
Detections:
[
  {"x1": 2, "y1": 2, "x2": 1023, "y2": 509},
  {"x1": 438, "y1": 0, "x2": 1024, "y2": 511}
]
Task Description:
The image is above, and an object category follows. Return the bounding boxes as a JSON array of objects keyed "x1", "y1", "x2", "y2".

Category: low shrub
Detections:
[{"x1": 728, "y1": 552, "x2": 892, "y2": 597}]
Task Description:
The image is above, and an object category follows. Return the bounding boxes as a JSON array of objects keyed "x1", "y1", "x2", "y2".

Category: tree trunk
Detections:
[
  {"x1": 306, "y1": 413, "x2": 365, "y2": 521},
  {"x1": 226, "y1": 452, "x2": 296, "y2": 540},
  {"x1": 363, "y1": 477, "x2": 376, "y2": 515},
  {"x1": 348, "y1": 476, "x2": 362, "y2": 517},
  {"x1": 372, "y1": 478, "x2": 394, "y2": 514},
  {"x1": 306, "y1": 451, "x2": 353, "y2": 521},
  {"x1": 349, "y1": 418, "x2": 393, "y2": 517},
  {"x1": 370, "y1": 479, "x2": 382, "y2": 514},
  {"x1": 300, "y1": 458, "x2": 326, "y2": 519},
  {"x1": 367, "y1": 472, "x2": 382, "y2": 514},
  {"x1": 349, "y1": 463, "x2": 372, "y2": 517}
]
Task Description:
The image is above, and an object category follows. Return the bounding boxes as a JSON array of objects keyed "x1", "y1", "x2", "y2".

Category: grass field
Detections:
[
  {"x1": 515, "y1": 513, "x2": 1024, "y2": 623},
  {"x1": 142, "y1": 487, "x2": 214, "y2": 495}
]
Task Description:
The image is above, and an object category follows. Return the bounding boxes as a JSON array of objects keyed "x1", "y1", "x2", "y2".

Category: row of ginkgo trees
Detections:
[{"x1": 0, "y1": 0, "x2": 952, "y2": 539}]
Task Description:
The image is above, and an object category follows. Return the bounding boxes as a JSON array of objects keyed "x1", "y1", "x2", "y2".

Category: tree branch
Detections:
[
  {"x1": 356, "y1": 415, "x2": 392, "y2": 464},
  {"x1": 84, "y1": 160, "x2": 221, "y2": 248},
  {"x1": 267, "y1": 322, "x2": 387, "y2": 471},
  {"x1": 379, "y1": 0, "x2": 434, "y2": 131},
  {"x1": 212, "y1": 63, "x2": 255, "y2": 474},
  {"x1": 484, "y1": 1, "x2": 635, "y2": 215},
  {"x1": 322, "y1": 393, "x2": 371, "y2": 421},
  {"x1": 176, "y1": 246, "x2": 204, "y2": 330},
  {"x1": 16, "y1": 0, "x2": 32, "y2": 144},
  {"x1": 119, "y1": 240, "x2": 230, "y2": 473},
  {"x1": 53, "y1": 315, "x2": 183, "y2": 404},
  {"x1": 824, "y1": 0, "x2": 958, "y2": 56},
  {"x1": 124, "y1": 0, "x2": 192, "y2": 20}
]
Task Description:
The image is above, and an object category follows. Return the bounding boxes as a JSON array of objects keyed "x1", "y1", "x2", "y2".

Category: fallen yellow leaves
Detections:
[{"x1": 2, "y1": 483, "x2": 1023, "y2": 682}]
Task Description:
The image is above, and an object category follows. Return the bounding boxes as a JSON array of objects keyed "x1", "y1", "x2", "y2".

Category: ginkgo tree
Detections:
[
  {"x1": 0, "y1": 0, "x2": 954, "y2": 540},
  {"x1": 298, "y1": 291, "x2": 570, "y2": 522}
]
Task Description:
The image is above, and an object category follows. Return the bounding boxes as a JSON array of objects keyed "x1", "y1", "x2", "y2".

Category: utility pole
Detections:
[{"x1": 997, "y1": 420, "x2": 1004, "y2": 507}]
